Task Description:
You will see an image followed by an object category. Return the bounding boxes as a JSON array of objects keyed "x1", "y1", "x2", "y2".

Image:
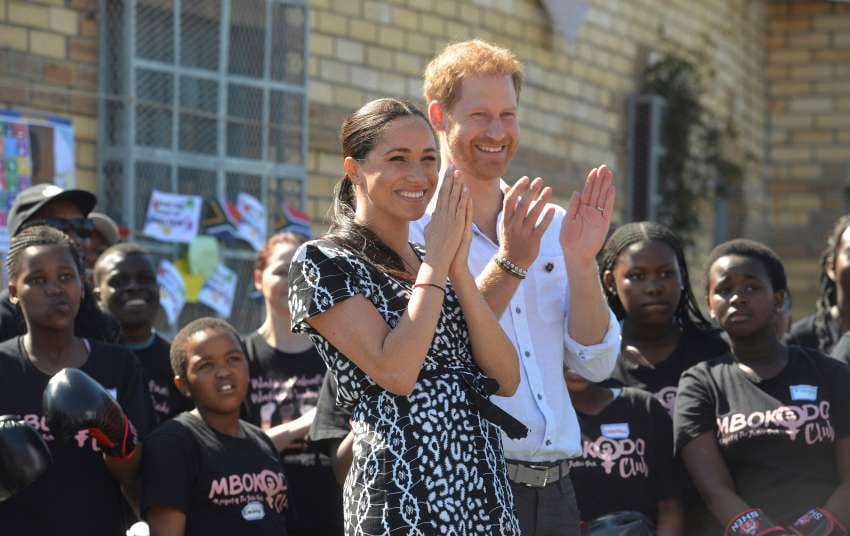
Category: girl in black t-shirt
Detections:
[
  {"x1": 786, "y1": 215, "x2": 850, "y2": 353},
  {"x1": 565, "y1": 368, "x2": 682, "y2": 534},
  {"x1": 675, "y1": 239, "x2": 850, "y2": 535},
  {"x1": 0, "y1": 225, "x2": 153, "y2": 535},
  {"x1": 599, "y1": 222, "x2": 728, "y2": 414},
  {"x1": 142, "y1": 317, "x2": 288, "y2": 536},
  {"x1": 243, "y1": 231, "x2": 343, "y2": 535}
]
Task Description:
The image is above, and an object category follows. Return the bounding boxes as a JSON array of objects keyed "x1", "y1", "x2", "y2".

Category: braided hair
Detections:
[
  {"x1": 598, "y1": 221, "x2": 712, "y2": 331},
  {"x1": 6, "y1": 225, "x2": 84, "y2": 282},
  {"x1": 813, "y1": 215, "x2": 850, "y2": 351},
  {"x1": 6, "y1": 225, "x2": 122, "y2": 343}
]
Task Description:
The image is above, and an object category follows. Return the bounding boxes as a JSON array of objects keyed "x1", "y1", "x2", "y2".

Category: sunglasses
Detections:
[{"x1": 23, "y1": 217, "x2": 96, "y2": 239}]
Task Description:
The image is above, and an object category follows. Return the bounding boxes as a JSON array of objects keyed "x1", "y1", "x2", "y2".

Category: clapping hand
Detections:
[
  {"x1": 423, "y1": 169, "x2": 468, "y2": 278},
  {"x1": 498, "y1": 176, "x2": 556, "y2": 268},
  {"x1": 560, "y1": 165, "x2": 615, "y2": 265}
]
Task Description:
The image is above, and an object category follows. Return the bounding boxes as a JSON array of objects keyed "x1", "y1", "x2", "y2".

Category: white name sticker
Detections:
[
  {"x1": 790, "y1": 384, "x2": 818, "y2": 401},
  {"x1": 600, "y1": 423, "x2": 630, "y2": 439},
  {"x1": 242, "y1": 501, "x2": 265, "y2": 521}
]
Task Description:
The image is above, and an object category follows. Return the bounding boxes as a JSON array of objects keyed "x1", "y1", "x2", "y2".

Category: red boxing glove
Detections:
[
  {"x1": 726, "y1": 509, "x2": 788, "y2": 536},
  {"x1": 788, "y1": 508, "x2": 848, "y2": 536},
  {"x1": 43, "y1": 368, "x2": 139, "y2": 460}
]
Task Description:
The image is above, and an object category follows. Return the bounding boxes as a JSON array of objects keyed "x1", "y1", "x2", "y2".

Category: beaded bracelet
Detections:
[
  {"x1": 413, "y1": 282, "x2": 447, "y2": 294},
  {"x1": 494, "y1": 255, "x2": 527, "y2": 280}
]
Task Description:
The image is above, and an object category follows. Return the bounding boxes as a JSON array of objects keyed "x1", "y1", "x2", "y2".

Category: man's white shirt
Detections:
[{"x1": 409, "y1": 189, "x2": 620, "y2": 462}]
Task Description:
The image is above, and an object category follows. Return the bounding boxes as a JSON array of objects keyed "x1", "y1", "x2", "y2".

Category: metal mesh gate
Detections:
[{"x1": 98, "y1": 0, "x2": 308, "y2": 335}]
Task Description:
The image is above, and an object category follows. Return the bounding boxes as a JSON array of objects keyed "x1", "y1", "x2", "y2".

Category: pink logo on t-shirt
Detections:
[
  {"x1": 716, "y1": 402, "x2": 834, "y2": 446},
  {"x1": 208, "y1": 469, "x2": 288, "y2": 514},
  {"x1": 572, "y1": 435, "x2": 649, "y2": 479}
]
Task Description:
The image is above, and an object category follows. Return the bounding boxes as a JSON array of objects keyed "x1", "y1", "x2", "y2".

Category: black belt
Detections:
[
  {"x1": 456, "y1": 373, "x2": 528, "y2": 440},
  {"x1": 361, "y1": 368, "x2": 528, "y2": 440}
]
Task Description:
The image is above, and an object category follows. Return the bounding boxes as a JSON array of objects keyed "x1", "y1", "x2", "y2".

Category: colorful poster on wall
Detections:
[
  {"x1": 143, "y1": 190, "x2": 203, "y2": 243},
  {"x1": 198, "y1": 263, "x2": 238, "y2": 319},
  {"x1": 0, "y1": 111, "x2": 75, "y2": 287},
  {"x1": 236, "y1": 192, "x2": 267, "y2": 251},
  {"x1": 157, "y1": 260, "x2": 187, "y2": 326}
]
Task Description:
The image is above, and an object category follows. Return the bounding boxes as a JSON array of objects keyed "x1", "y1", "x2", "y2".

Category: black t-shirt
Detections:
[
  {"x1": 131, "y1": 333, "x2": 192, "y2": 424},
  {"x1": 785, "y1": 313, "x2": 840, "y2": 354},
  {"x1": 830, "y1": 331, "x2": 850, "y2": 367},
  {"x1": 241, "y1": 332, "x2": 343, "y2": 534},
  {"x1": 0, "y1": 289, "x2": 122, "y2": 344},
  {"x1": 607, "y1": 326, "x2": 729, "y2": 416},
  {"x1": 674, "y1": 347, "x2": 850, "y2": 529},
  {"x1": 308, "y1": 372, "x2": 351, "y2": 457},
  {"x1": 0, "y1": 336, "x2": 155, "y2": 535},
  {"x1": 142, "y1": 412, "x2": 288, "y2": 536},
  {"x1": 569, "y1": 387, "x2": 679, "y2": 523}
]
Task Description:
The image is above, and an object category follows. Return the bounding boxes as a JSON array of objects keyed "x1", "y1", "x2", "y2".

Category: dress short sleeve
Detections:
[
  {"x1": 673, "y1": 362, "x2": 716, "y2": 454},
  {"x1": 288, "y1": 240, "x2": 369, "y2": 334}
]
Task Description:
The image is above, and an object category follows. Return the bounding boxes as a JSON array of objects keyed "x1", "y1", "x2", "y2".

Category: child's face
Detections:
[
  {"x1": 9, "y1": 245, "x2": 82, "y2": 331},
  {"x1": 707, "y1": 254, "x2": 784, "y2": 340},
  {"x1": 95, "y1": 252, "x2": 159, "y2": 329},
  {"x1": 605, "y1": 240, "x2": 682, "y2": 327},
  {"x1": 254, "y1": 242, "x2": 298, "y2": 316},
  {"x1": 180, "y1": 329, "x2": 249, "y2": 416}
]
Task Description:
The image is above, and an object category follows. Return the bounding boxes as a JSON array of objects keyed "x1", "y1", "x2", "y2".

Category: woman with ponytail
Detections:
[{"x1": 288, "y1": 98, "x2": 522, "y2": 534}]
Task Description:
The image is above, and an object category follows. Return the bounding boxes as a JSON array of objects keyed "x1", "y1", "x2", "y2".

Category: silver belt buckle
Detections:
[{"x1": 529, "y1": 464, "x2": 551, "y2": 487}]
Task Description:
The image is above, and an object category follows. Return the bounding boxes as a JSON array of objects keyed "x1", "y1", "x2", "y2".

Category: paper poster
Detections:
[
  {"x1": 198, "y1": 263, "x2": 238, "y2": 318},
  {"x1": 174, "y1": 258, "x2": 206, "y2": 303},
  {"x1": 236, "y1": 192, "x2": 267, "y2": 251},
  {"x1": 188, "y1": 235, "x2": 220, "y2": 278},
  {"x1": 143, "y1": 190, "x2": 203, "y2": 243},
  {"x1": 157, "y1": 260, "x2": 186, "y2": 325},
  {"x1": 0, "y1": 116, "x2": 32, "y2": 216}
]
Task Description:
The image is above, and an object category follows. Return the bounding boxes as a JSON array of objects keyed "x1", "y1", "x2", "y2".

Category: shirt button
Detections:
[
  {"x1": 524, "y1": 351, "x2": 531, "y2": 357},
  {"x1": 515, "y1": 307, "x2": 522, "y2": 314},
  {"x1": 536, "y1": 393, "x2": 542, "y2": 400}
]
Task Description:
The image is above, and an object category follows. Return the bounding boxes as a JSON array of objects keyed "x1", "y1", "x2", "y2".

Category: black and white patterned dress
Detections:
[{"x1": 289, "y1": 239, "x2": 521, "y2": 536}]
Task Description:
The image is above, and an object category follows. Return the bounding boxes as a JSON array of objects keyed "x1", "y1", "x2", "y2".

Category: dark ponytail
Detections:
[{"x1": 327, "y1": 98, "x2": 435, "y2": 281}]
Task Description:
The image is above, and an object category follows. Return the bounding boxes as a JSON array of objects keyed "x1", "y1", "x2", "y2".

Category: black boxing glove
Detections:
[
  {"x1": 788, "y1": 508, "x2": 848, "y2": 536},
  {"x1": 0, "y1": 415, "x2": 52, "y2": 501},
  {"x1": 43, "y1": 368, "x2": 139, "y2": 460},
  {"x1": 726, "y1": 509, "x2": 788, "y2": 536}
]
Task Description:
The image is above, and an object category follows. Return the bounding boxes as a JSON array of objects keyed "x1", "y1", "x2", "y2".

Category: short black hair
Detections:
[
  {"x1": 705, "y1": 238, "x2": 787, "y2": 294},
  {"x1": 170, "y1": 317, "x2": 241, "y2": 379},
  {"x1": 93, "y1": 242, "x2": 154, "y2": 284},
  {"x1": 598, "y1": 221, "x2": 712, "y2": 331}
]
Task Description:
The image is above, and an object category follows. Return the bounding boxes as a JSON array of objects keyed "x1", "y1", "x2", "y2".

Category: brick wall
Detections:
[
  {"x1": 765, "y1": 0, "x2": 850, "y2": 317},
  {"x1": 0, "y1": 0, "x2": 98, "y2": 192},
  {"x1": 306, "y1": 0, "x2": 769, "y2": 268}
]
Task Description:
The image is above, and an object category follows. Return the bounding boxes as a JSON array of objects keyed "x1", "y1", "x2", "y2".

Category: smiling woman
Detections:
[{"x1": 287, "y1": 98, "x2": 522, "y2": 534}]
